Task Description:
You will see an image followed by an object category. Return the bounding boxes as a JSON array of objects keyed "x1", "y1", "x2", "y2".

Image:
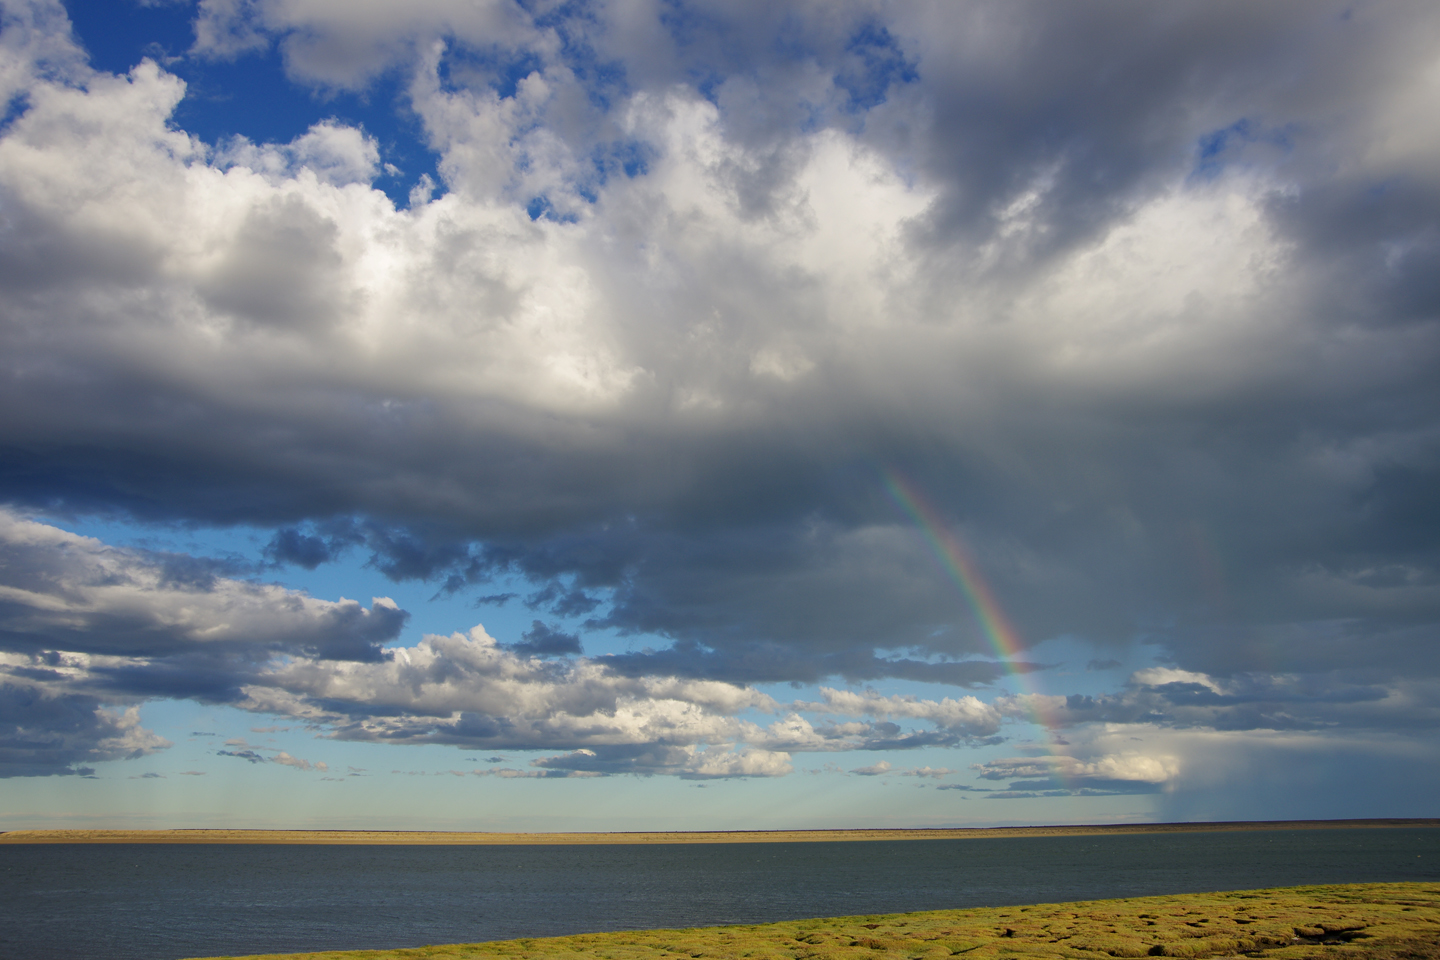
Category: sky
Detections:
[{"x1": 1, "y1": 0, "x2": 1438, "y2": 832}]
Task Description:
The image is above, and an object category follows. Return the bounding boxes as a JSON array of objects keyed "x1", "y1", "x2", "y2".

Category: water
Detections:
[{"x1": 2, "y1": 828, "x2": 1436, "y2": 960}]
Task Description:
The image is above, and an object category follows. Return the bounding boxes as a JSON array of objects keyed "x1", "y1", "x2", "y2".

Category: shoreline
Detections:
[
  {"x1": 3, "y1": 817, "x2": 1437, "y2": 844},
  {"x1": 182, "y1": 883, "x2": 1440, "y2": 960}
]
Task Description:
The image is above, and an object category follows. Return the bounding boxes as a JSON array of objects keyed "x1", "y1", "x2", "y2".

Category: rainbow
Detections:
[{"x1": 883, "y1": 468, "x2": 1061, "y2": 735}]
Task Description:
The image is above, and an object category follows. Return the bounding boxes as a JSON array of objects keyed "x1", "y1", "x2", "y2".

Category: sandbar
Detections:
[{"x1": 3, "y1": 818, "x2": 1436, "y2": 845}]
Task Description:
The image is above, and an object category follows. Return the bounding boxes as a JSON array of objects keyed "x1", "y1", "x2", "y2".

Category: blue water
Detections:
[{"x1": 1, "y1": 828, "x2": 1437, "y2": 960}]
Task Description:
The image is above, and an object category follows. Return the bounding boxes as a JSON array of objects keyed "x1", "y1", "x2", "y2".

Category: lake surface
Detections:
[{"x1": 2, "y1": 828, "x2": 1437, "y2": 960}]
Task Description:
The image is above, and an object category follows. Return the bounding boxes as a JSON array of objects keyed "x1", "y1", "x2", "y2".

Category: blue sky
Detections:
[{"x1": 1, "y1": 0, "x2": 1438, "y2": 831}]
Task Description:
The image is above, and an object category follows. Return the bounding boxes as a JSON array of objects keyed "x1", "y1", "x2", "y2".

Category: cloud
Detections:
[
  {"x1": 216, "y1": 748, "x2": 266, "y2": 764},
  {"x1": 0, "y1": 0, "x2": 1437, "y2": 804},
  {"x1": 1002, "y1": 667, "x2": 1440, "y2": 735},
  {"x1": 0, "y1": 683, "x2": 170, "y2": 777},
  {"x1": 0, "y1": 512, "x2": 407, "y2": 665},
  {"x1": 5, "y1": 508, "x2": 1435, "y2": 786},
  {"x1": 469, "y1": 765, "x2": 603, "y2": 780},
  {"x1": 799, "y1": 688, "x2": 1004, "y2": 738},
  {"x1": 217, "y1": 744, "x2": 327, "y2": 772},
  {"x1": 264, "y1": 528, "x2": 344, "y2": 569},
  {"x1": 599, "y1": 640, "x2": 1015, "y2": 688},
  {"x1": 2, "y1": 1, "x2": 1436, "y2": 695},
  {"x1": 216, "y1": 120, "x2": 381, "y2": 188},
  {"x1": 271, "y1": 751, "x2": 327, "y2": 772},
  {"x1": 1, "y1": 513, "x2": 978, "y2": 776},
  {"x1": 0, "y1": 0, "x2": 87, "y2": 106},
  {"x1": 971, "y1": 752, "x2": 1179, "y2": 795},
  {"x1": 526, "y1": 743, "x2": 792, "y2": 779},
  {"x1": 0, "y1": 516, "x2": 1081, "y2": 780},
  {"x1": 505, "y1": 620, "x2": 582, "y2": 658},
  {"x1": 191, "y1": 0, "x2": 269, "y2": 60},
  {"x1": 679, "y1": 747, "x2": 792, "y2": 780},
  {"x1": 903, "y1": 766, "x2": 957, "y2": 779}
]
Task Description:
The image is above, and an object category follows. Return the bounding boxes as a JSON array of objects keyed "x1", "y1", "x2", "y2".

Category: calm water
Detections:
[{"x1": 2, "y1": 828, "x2": 1437, "y2": 960}]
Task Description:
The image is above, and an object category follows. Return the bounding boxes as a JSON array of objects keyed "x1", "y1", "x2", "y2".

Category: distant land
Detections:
[{"x1": 4, "y1": 818, "x2": 1437, "y2": 844}]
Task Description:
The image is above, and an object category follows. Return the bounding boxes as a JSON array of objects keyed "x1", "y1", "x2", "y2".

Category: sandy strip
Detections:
[{"x1": 2, "y1": 819, "x2": 1436, "y2": 844}]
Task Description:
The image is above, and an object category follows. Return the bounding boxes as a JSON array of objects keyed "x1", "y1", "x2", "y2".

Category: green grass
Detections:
[{"x1": 189, "y1": 882, "x2": 1440, "y2": 960}]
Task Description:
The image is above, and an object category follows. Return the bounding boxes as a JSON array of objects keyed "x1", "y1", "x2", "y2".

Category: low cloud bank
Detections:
[{"x1": 2, "y1": 512, "x2": 1435, "y2": 799}]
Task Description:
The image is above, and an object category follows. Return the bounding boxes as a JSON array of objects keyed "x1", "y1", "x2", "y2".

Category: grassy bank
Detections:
[{"x1": 190, "y1": 882, "x2": 1439, "y2": 960}]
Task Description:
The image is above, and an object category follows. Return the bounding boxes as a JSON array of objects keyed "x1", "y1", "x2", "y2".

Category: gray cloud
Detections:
[
  {"x1": 0, "y1": 512, "x2": 406, "y2": 665},
  {"x1": 1006, "y1": 667, "x2": 1440, "y2": 735},
  {"x1": 265, "y1": 527, "x2": 345, "y2": 570},
  {"x1": 216, "y1": 748, "x2": 265, "y2": 763},
  {"x1": 0, "y1": 685, "x2": 169, "y2": 777},
  {"x1": 506, "y1": 621, "x2": 583, "y2": 658},
  {"x1": 599, "y1": 640, "x2": 1016, "y2": 688}
]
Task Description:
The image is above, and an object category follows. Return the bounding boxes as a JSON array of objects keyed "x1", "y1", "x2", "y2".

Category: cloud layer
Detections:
[
  {"x1": 1, "y1": 510, "x2": 1435, "y2": 805},
  {"x1": 0, "y1": 0, "x2": 1437, "y2": 812}
]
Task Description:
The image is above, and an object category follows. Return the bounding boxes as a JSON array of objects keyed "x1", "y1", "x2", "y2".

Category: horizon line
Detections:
[{"x1": 4, "y1": 818, "x2": 1436, "y2": 844}]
